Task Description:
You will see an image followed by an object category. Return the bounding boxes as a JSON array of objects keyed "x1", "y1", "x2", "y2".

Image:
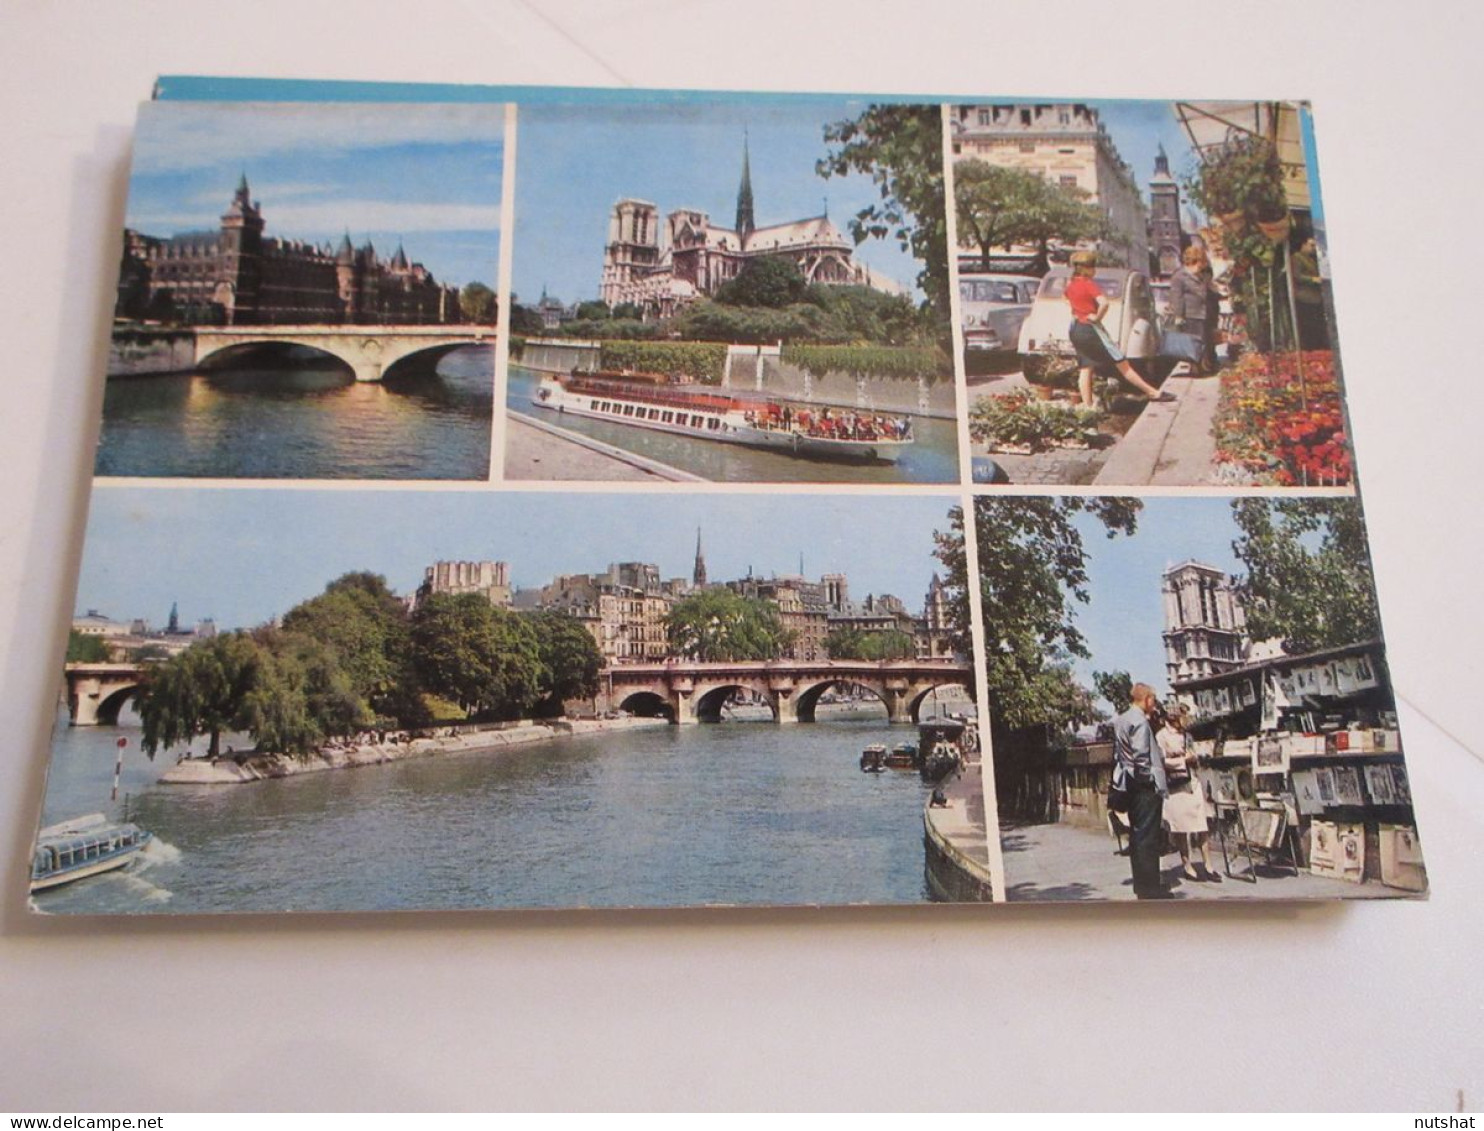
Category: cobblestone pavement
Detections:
[{"x1": 1000, "y1": 820, "x2": 1407, "y2": 902}]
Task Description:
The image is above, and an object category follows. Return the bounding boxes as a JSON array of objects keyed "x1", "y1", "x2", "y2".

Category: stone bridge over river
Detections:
[
  {"x1": 598, "y1": 658, "x2": 973, "y2": 725},
  {"x1": 195, "y1": 325, "x2": 496, "y2": 383},
  {"x1": 63, "y1": 657, "x2": 975, "y2": 729}
]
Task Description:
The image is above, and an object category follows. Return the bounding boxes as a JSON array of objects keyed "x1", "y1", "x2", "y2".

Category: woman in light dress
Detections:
[{"x1": 1157, "y1": 705, "x2": 1220, "y2": 883}]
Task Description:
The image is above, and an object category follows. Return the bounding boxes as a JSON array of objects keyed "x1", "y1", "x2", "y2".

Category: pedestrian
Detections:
[
  {"x1": 1156, "y1": 703, "x2": 1220, "y2": 884},
  {"x1": 1291, "y1": 235, "x2": 1329, "y2": 350},
  {"x1": 1166, "y1": 245, "x2": 1222, "y2": 376},
  {"x1": 1066, "y1": 251, "x2": 1176, "y2": 409},
  {"x1": 1113, "y1": 682, "x2": 1172, "y2": 899}
]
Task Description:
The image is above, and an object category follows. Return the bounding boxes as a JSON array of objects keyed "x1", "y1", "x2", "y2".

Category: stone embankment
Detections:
[
  {"x1": 922, "y1": 765, "x2": 996, "y2": 902},
  {"x1": 158, "y1": 716, "x2": 670, "y2": 786},
  {"x1": 108, "y1": 329, "x2": 197, "y2": 377}
]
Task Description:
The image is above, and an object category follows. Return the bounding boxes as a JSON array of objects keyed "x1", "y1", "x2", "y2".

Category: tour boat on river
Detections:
[
  {"x1": 531, "y1": 369, "x2": 914, "y2": 463},
  {"x1": 30, "y1": 814, "x2": 153, "y2": 893}
]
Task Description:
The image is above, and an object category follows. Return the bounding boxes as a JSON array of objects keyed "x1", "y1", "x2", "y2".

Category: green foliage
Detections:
[
  {"x1": 562, "y1": 318, "x2": 659, "y2": 341},
  {"x1": 969, "y1": 392, "x2": 1100, "y2": 451},
  {"x1": 824, "y1": 627, "x2": 916, "y2": 661},
  {"x1": 523, "y1": 609, "x2": 604, "y2": 717},
  {"x1": 781, "y1": 343, "x2": 950, "y2": 382},
  {"x1": 409, "y1": 593, "x2": 546, "y2": 720},
  {"x1": 279, "y1": 572, "x2": 410, "y2": 716},
  {"x1": 715, "y1": 257, "x2": 809, "y2": 308},
  {"x1": 574, "y1": 300, "x2": 612, "y2": 321},
  {"x1": 65, "y1": 630, "x2": 111, "y2": 663},
  {"x1": 818, "y1": 104, "x2": 951, "y2": 343},
  {"x1": 955, "y1": 159, "x2": 1110, "y2": 273},
  {"x1": 459, "y1": 282, "x2": 497, "y2": 324},
  {"x1": 933, "y1": 499, "x2": 1140, "y2": 732},
  {"x1": 599, "y1": 340, "x2": 729, "y2": 384},
  {"x1": 1230, "y1": 498, "x2": 1380, "y2": 654},
  {"x1": 1093, "y1": 669, "x2": 1134, "y2": 714},
  {"x1": 1187, "y1": 133, "x2": 1286, "y2": 222},
  {"x1": 612, "y1": 303, "x2": 643, "y2": 321},
  {"x1": 138, "y1": 632, "x2": 264, "y2": 759},
  {"x1": 665, "y1": 590, "x2": 791, "y2": 662},
  {"x1": 510, "y1": 303, "x2": 546, "y2": 336}
]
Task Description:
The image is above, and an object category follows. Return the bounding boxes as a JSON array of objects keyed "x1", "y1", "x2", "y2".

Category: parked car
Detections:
[
  {"x1": 959, "y1": 273, "x2": 1039, "y2": 356},
  {"x1": 1017, "y1": 267, "x2": 1166, "y2": 386}
]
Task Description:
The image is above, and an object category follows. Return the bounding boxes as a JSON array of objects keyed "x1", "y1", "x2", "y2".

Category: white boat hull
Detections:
[{"x1": 531, "y1": 379, "x2": 911, "y2": 463}]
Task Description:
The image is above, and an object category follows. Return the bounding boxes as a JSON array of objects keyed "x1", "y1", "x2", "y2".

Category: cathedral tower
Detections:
[{"x1": 693, "y1": 527, "x2": 708, "y2": 588}]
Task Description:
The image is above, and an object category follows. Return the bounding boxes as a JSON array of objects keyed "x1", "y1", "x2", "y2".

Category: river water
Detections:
[
  {"x1": 95, "y1": 346, "x2": 494, "y2": 480},
  {"x1": 506, "y1": 365, "x2": 960, "y2": 484},
  {"x1": 31, "y1": 698, "x2": 972, "y2": 914}
]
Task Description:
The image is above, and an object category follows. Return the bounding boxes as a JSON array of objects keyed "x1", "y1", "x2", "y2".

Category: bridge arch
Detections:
[
  {"x1": 793, "y1": 679, "x2": 889, "y2": 724},
  {"x1": 910, "y1": 682, "x2": 973, "y2": 724},
  {"x1": 693, "y1": 683, "x2": 775, "y2": 723},
  {"x1": 93, "y1": 684, "x2": 142, "y2": 726},
  {"x1": 196, "y1": 339, "x2": 353, "y2": 377},
  {"x1": 618, "y1": 691, "x2": 675, "y2": 721},
  {"x1": 380, "y1": 342, "x2": 481, "y2": 382}
]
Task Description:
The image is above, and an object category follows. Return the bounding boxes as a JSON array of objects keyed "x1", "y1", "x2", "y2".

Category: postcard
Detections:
[{"x1": 29, "y1": 82, "x2": 1425, "y2": 912}]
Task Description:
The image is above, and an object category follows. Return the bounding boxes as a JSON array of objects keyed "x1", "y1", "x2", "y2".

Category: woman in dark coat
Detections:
[{"x1": 1166, "y1": 245, "x2": 1222, "y2": 375}]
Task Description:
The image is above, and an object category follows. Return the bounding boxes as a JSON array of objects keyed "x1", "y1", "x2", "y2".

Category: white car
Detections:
[
  {"x1": 959, "y1": 274, "x2": 1038, "y2": 355},
  {"x1": 1017, "y1": 267, "x2": 1164, "y2": 385}
]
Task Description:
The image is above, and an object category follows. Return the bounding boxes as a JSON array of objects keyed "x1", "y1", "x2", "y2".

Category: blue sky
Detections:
[
  {"x1": 74, "y1": 488, "x2": 957, "y2": 631},
  {"x1": 126, "y1": 101, "x2": 504, "y2": 287},
  {"x1": 511, "y1": 99, "x2": 928, "y2": 306},
  {"x1": 1089, "y1": 100, "x2": 1197, "y2": 214}
]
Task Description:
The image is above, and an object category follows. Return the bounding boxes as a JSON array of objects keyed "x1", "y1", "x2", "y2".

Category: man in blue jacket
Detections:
[{"x1": 1113, "y1": 682, "x2": 1171, "y2": 899}]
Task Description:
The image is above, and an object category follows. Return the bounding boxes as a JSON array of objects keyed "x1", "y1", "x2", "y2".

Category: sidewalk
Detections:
[
  {"x1": 1000, "y1": 820, "x2": 1403, "y2": 902},
  {"x1": 504, "y1": 411, "x2": 703, "y2": 482},
  {"x1": 1093, "y1": 371, "x2": 1221, "y2": 486}
]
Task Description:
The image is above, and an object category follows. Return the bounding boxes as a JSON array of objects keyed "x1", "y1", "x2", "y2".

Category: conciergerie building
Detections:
[{"x1": 115, "y1": 175, "x2": 466, "y2": 326}]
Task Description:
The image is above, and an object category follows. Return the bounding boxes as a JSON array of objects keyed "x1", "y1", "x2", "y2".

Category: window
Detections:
[
  {"x1": 977, "y1": 108, "x2": 992, "y2": 126},
  {"x1": 1060, "y1": 175, "x2": 1078, "y2": 190},
  {"x1": 1058, "y1": 110, "x2": 1070, "y2": 125},
  {"x1": 1020, "y1": 109, "x2": 1032, "y2": 126}
]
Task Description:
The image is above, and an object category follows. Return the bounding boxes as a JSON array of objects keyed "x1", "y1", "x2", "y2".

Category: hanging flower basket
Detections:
[
  {"x1": 1218, "y1": 209, "x2": 1247, "y2": 233},
  {"x1": 1257, "y1": 213, "x2": 1292, "y2": 244}
]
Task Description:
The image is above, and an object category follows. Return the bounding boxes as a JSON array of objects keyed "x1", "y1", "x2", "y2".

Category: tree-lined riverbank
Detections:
[{"x1": 158, "y1": 716, "x2": 670, "y2": 786}]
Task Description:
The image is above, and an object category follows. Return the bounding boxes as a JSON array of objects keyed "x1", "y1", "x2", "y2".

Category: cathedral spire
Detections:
[
  {"x1": 693, "y1": 526, "x2": 708, "y2": 588},
  {"x1": 735, "y1": 130, "x2": 755, "y2": 240},
  {"x1": 1154, "y1": 143, "x2": 1170, "y2": 178}
]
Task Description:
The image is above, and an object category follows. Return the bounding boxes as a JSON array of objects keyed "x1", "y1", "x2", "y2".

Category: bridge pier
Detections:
[
  {"x1": 769, "y1": 687, "x2": 798, "y2": 724},
  {"x1": 350, "y1": 340, "x2": 384, "y2": 383},
  {"x1": 882, "y1": 681, "x2": 913, "y2": 725}
]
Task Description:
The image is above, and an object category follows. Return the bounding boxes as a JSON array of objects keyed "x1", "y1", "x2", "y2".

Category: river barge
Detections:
[
  {"x1": 30, "y1": 814, "x2": 153, "y2": 893},
  {"x1": 531, "y1": 369, "x2": 914, "y2": 463}
]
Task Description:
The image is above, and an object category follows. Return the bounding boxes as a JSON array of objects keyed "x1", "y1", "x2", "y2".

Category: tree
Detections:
[
  {"x1": 1093, "y1": 669, "x2": 1134, "y2": 714},
  {"x1": 279, "y1": 572, "x2": 411, "y2": 717},
  {"x1": 824, "y1": 627, "x2": 916, "y2": 661},
  {"x1": 138, "y1": 633, "x2": 264, "y2": 759},
  {"x1": 714, "y1": 256, "x2": 808, "y2": 309},
  {"x1": 1231, "y1": 498, "x2": 1381, "y2": 654},
  {"x1": 574, "y1": 300, "x2": 611, "y2": 321},
  {"x1": 459, "y1": 281, "x2": 497, "y2": 324},
  {"x1": 612, "y1": 302, "x2": 643, "y2": 321},
  {"x1": 65, "y1": 630, "x2": 110, "y2": 663},
  {"x1": 665, "y1": 590, "x2": 790, "y2": 662},
  {"x1": 409, "y1": 593, "x2": 546, "y2": 719},
  {"x1": 510, "y1": 303, "x2": 546, "y2": 336},
  {"x1": 933, "y1": 498, "x2": 1140, "y2": 732},
  {"x1": 953, "y1": 160, "x2": 1041, "y2": 272},
  {"x1": 524, "y1": 609, "x2": 604, "y2": 717},
  {"x1": 818, "y1": 104, "x2": 951, "y2": 336}
]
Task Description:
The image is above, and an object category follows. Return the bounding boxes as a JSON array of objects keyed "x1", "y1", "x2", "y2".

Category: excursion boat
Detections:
[
  {"x1": 918, "y1": 717, "x2": 978, "y2": 783},
  {"x1": 30, "y1": 814, "x2": 153, "y2": 893},
  {"x1": 860, "y1": 744, "x2": 888, "y2": 773},
  {"x1": 531, "y1": 369, "x2": 914, "y2": 463}
]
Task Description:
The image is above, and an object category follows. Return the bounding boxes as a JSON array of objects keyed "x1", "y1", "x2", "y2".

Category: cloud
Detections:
[{"x1": 132, "y1": 101, "x2": 505, "y2": 173}]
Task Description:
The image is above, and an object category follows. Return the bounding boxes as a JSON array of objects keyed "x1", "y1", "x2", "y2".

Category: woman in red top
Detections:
[{"x1": 1065, "y1": 251, "x2": 1174, "y2": 408}]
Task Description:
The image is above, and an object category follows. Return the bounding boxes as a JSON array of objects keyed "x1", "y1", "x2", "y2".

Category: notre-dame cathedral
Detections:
[{"x1": 599, "y1": 139, "x2": 902, "y2": 319}]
